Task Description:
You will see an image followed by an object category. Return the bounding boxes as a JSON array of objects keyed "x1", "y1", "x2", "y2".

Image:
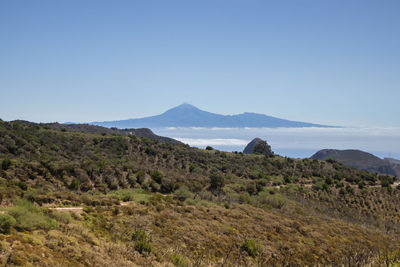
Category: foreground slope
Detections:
[
  {"x1": 91, "y1": 103, "x2": 333, "y2": 128},
  {"x1": 0, "y1": 120, "x2": 399, "y2": 266}
]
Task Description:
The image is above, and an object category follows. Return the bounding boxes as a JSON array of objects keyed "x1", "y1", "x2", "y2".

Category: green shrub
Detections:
[
  {"x1": 238, "y1": 192, "x2": 251, "y2": 204},
  {"x1": 252, "y1": 140, "x2": 274, "y2": 157},
  {"x1": 174, "y1": 186, "x2": 194, "y2": 201},
  {"x1": 150, "y1": 170, "x2": 163, "y2": 183},
  {"x1": 246, "y1": 182, "x2": 257, "y2": 195},
  {"x1": 325, "y1": 157, "x2": 337, "y2": 164},
  {"x1": 132, "y1": 229, "x2": 152, "y2": 254},
  {"x1": 49, "y1": 211, "x2": 72, "y2": 224},
  {"x1": 255, "y1": 191, "x2": 287, "y2": 209},
  {"x1": 0, "y1": 214, "x2": 16, "y2": 233},
  {"x1": 209, "y1": 173, "x2": 225, "y2": 192},
  {"x1": 184, "y1": 198, "x2": 197, "y2": 206},
  {"x1": 241, "y1": 239, "x2": 262, "y2": 258},
  {"x1": 1, "y1": 158, "x2": 12, "y2": 170},
  {"x1": 108, "y1": 189, "x2": 150, "y2": 203},
  {"x1": 170, "y1": 252, "x2": 190, "y2": 267},
  {"x1": 381, "y1": 179, "x2": 390, "y2": 188},
  {"x1": 68, "y1": 178, "x2": 80, "y2": 190},
  {"x1": 136, "y1": 170, "x2": 146, "y2": 184},
  {"x1": 7, "y1": 198, "x2": 57, "y2": 231}
]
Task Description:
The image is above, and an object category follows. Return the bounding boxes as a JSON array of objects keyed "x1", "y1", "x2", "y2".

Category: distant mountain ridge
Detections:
[
  {"x1": 91, "y1": 103, "x2": 334, "y2": 129},
  {"x1": 311, "y1": 149, "x2": 400, "y2": 177}
]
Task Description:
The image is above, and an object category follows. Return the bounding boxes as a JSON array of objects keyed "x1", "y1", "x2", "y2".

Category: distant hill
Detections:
[
  {"x1": 311, "y1": 149, "x2": 400, "y2": 177},
  {"x1": 243, "y1": 138, "x2": 274, "y2": 157},
  {"x1": 384, "y1": 158, "x2": 400, "y2": 177},
  {"x1": 43, "y1": 122, "x2": 182, "y2": 145},
  {"x1": 91, "y1": 103, "x2": 334, "y2": 128}
]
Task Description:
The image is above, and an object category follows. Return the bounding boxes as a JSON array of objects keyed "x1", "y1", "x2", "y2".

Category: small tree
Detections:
[
  {"x1": 150, "y1": 170, "x2": 163, "y2": 184},
  {"x1": 136, "y1": 170, "x2": 146, "y2": 185},
  {"x1": 68, "y1": 178, "x2": 80, "y2": 191},
  {"x1": 253, "y1": 141, "x2": 274, "y2": 157},
  {"x1": 1, "y1": 158, "x2": 12, "y2": 170},
  {"x1": 209, "y1": 173, "x2": 225, "y2": 192},
  {"x1": 0, "y1": 214, "x2": 16, "y2": 233}
]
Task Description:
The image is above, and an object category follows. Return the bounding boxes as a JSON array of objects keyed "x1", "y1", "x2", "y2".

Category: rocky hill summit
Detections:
[{"x1": 243, "y1": 138, "x2": 274, "y2": 157}]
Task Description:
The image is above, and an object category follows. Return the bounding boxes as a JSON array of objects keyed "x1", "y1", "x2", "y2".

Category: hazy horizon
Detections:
[{"x1": 152, "y1": 126, "x2": 400, "y2": 159}]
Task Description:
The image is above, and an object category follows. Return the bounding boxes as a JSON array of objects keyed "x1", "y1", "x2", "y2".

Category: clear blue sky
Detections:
[{"x1": 1, "y1": 0, "x2": 399, "y2": 126}]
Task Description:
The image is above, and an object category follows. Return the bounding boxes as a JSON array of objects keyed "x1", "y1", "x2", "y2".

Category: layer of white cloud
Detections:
[
  {"x1": 153, "y1": 126, "x2": 400, "y2": 159},
  {"x1": 176, "y1": 138, "x2": 248, "y2": 146}
]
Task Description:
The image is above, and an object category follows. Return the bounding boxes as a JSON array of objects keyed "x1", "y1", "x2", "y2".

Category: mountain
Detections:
[
  {"x1": 91, "y1": 103, "x2": 334, "y2": 128},
  {"x1": 311, "y1": 149, "x2": 400, "y2": 177}
]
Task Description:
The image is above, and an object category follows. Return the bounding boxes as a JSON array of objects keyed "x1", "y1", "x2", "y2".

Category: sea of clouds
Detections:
[{"x1": 153, "y1": 127, "x2": 400, "y2": 159}]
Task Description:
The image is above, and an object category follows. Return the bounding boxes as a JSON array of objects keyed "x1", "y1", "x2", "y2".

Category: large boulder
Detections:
[{"x1": 243, "y1": 138, "x2": 274, "y2": 157}]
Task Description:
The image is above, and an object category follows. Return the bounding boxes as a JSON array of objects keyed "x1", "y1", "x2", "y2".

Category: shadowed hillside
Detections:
[{"x1": 311, "y1": 149, "x2": 400, "y2": 177}]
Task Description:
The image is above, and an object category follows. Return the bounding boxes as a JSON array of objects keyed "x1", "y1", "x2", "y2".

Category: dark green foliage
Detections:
[
  {"x1": 1, "y1": 158, "x2": 12, "y2": 170},
  {"x1": 136, "y1": 170, "x2": 146, "y2": 185},
  {"x1": 241, "y1": 239, "x2": 262, "y2": 258},
  {"x1": 16, "y1": 181, "x2": 27, "y2": 191},
  {"x1": 150, "y1": 170, "x2": 163, "y2": 184},
  {"x1": 325, "y1": 157, "x2": 337, "y2": 164},
  {"x1": 345, "y1": 184, "x2": 354, "y2": 194},
  {"x1": 246, "y1": 182, "x2": 257, "y2": 195},
  {"x1": 339, "y1": 188, "x2": 346, "y2": 195},
  {"x1": 69, "y1": 178, "x2": 80, "y2": 190},
  {"x1": 0, "y1": 214, "x2": 16, "y2": 233},
  {"x1": 209, "y1": 173, "x2": 225, "y2": 192},
  {"x1": 205, "y1": 146, "x2": 213, "y2": 150},
  {"x1": 253, "y1": 141, "x2": 273, "y2": 157},
  {"x1": 380, "y1": 175, "x2": 393, "y2": 187}
]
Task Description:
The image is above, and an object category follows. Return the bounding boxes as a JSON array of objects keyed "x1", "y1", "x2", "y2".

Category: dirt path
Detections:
[
  {"x1": 49, "y1": 207, "x2": 84, "y2": 214},
  {"x1": 48, "y1": 201, "x2": 134, "y2": 213}
]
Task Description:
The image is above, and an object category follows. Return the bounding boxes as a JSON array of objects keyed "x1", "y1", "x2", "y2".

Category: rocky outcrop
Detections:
[{"x1": 243, "y1": 138, "x2": 274, "y2": 157}]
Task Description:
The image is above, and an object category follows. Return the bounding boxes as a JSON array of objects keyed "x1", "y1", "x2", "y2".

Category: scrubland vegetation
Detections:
[{"x1": 0, "y1": 120, "x2": 399, "y2": 266}]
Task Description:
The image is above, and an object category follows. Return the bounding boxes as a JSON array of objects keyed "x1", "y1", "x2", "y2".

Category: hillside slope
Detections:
[{"x1": 0, "y1": 120, "x2": 399, "y2": 266}]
